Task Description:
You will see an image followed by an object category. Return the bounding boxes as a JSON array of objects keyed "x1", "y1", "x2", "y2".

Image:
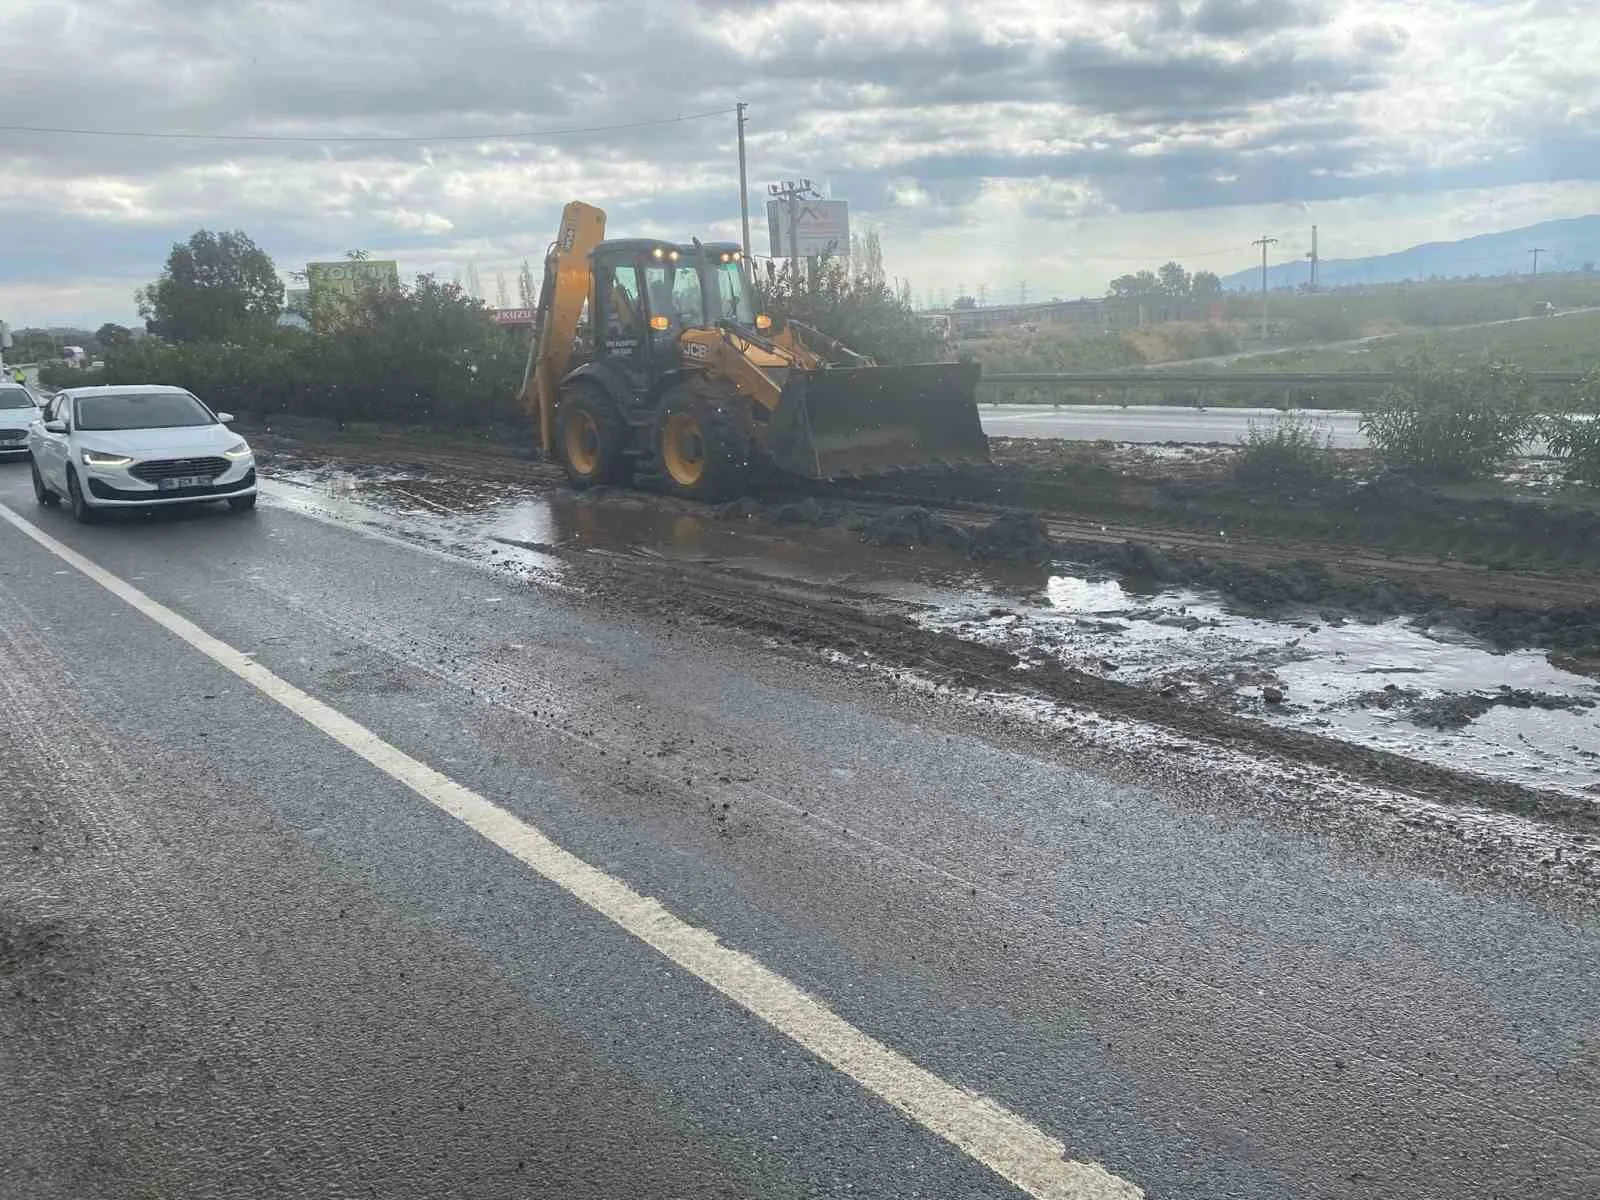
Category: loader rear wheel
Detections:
[
  {"x1": 655, "y1": 392, "x2": 748, "y2": 502},
  {"x1": 559, "y1": 387, "x2": 631, "y2": 488}
]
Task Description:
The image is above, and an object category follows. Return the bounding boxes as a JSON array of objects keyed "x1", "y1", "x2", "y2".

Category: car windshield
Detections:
[
  {"x1": 75, "y1": 391, "x2": 215, "y2": 431},
  {"x1": 0, "y1": 387, "x2": 33, "y2": 409}
]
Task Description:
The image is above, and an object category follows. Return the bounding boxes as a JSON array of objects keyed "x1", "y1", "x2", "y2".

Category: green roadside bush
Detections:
[
  {"x1": 1234, "y1": 411, "x2": 1336, "y2": 487},
  {"x1": 1542, "y1": 368, "x2": 1600, "y2": 487},
  {"x1": 1360, "y1": 355, "x2": 1537, "y2": 480},
  {"x1": 100, "y1": 276, "x2": 529, "y2": 430}
]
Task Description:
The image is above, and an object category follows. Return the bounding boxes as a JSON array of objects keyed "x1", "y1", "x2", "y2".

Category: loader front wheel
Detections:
[
  {"x1": 655, "y1": 393, "x2": 748, "y2": 502},
  {"x1": 559, "y1": 387, "x2": 632, "y2": 489}
]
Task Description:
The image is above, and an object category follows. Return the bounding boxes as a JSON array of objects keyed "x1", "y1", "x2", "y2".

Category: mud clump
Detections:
[
  {"x1": 968, "y1": 512, "x2": 1055, "y2": 568},
  {"x1": 1353, "y1": 685, "x2": 1595, "y2": 730},
  {"x1": 771, "y1": 497, "x2": 832, "y2": 527},
  {"x1": 858, "y1": 506, "x2": 970, "y2": 552},
  {"x1": 856, "y1": 507, "x2": 1057, "y2": 567}
]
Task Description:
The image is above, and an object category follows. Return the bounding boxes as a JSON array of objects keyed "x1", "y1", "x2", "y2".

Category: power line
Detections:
[{"x1": 0, "y1": 107, "x2": 739, "y2": 144}]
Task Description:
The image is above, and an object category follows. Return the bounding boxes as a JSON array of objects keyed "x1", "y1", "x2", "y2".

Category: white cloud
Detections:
[{"x1": 0, "y1": 0, "x2": 1595, "y2": 325}]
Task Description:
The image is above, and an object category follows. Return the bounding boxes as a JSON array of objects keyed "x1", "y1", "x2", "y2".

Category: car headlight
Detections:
[
  {"x1": 223, "y1": 441, "x2": 252, "y2": 460},
  {"x1": 82, "y1": 449, "x2": 133, "y2": 467}
]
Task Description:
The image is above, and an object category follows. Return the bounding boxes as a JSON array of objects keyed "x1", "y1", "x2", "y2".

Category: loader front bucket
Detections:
[{"x1": 766, "y1": 361, "x2": 989, "y2": 480}]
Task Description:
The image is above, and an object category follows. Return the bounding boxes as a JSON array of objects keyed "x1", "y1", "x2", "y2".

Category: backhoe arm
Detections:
[{"x1": 520, "y1": 201, "x2": 606, "y2": 455}]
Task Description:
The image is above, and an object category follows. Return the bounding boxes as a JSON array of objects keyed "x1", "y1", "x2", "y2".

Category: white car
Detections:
[
  {"x1": 29, "y1": 384, "x2": 257, "y2": 522},
  {"x1": 0, "y1": 381, "x2": 39, "y2": 459}
]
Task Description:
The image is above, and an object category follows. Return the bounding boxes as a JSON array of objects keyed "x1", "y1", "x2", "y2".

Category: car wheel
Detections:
[
  {"x1": 228, "y1": 494, "x2": 257, "y2": 513},
  {"x1": 31, "y1": 460, "x2": 59, "y2": 507},
  {"x1": 66, "y1": 469, "x2": 97, "y2": 524}
]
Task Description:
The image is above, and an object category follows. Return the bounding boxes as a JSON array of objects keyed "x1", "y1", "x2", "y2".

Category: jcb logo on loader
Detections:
[{"x1": 681, "y1": 342, "x2": 710, "y2": 360}]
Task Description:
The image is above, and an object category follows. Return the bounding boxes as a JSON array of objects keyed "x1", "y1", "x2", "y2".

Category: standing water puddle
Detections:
[{"x1": 916, "y1": 574, "x2": 1600, "y2": 797}]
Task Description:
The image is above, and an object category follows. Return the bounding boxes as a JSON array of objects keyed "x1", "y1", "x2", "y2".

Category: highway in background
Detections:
[{"x1": 981, "y1": 403, "x2": 1370, "y2": 447}]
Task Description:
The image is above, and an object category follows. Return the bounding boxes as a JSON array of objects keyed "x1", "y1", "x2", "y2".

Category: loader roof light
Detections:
[
  {"x1": 669, "y1": 250, "x2": 680, "y2": 261},
  {"x1": 651, "y1": 247, "x2": 664, "y2": 259},
  {"x1": 650, "y1": 315, "x2": 670, "y2": 330},
  {"x1": 755, "y1": 314, "x2": 772, "y2": 330}
]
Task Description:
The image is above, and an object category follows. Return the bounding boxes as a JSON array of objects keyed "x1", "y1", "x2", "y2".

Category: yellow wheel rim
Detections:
[
  {"x1": 662, "y1": 412, "x2": 705, "y2": 487},
  {"x1": 564, "y1": 411, "x2": 601, "y2": 475}
]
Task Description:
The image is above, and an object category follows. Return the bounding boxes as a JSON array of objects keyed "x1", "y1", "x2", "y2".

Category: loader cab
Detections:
[{"x1": 588, "y1": 239, "x2": 709, "y2": 383}]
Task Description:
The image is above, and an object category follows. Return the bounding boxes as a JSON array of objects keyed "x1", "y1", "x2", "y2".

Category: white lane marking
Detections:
[{"x1": 0, "y1": 502, "x2": 1140, "y2": 1200}]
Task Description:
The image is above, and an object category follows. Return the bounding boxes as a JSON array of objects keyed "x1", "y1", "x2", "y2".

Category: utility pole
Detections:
[
  {"x1": 768, "y1": 178, "x2": 816, "y2": 279},
  {"x1": 1529, "y1": 247, "x2": 1547, "y2": 277},
  {"x1": 1306, "y1": 224, "x2": 1319, "y2": 290},
  {"x1": 1252, "y1": 235, "x2": 1278, "y2": 339},
  {"x1": 1019, "y1": 280, "x2": 1029, "y2": 305},
  {"x1": 735, "y1": 103, "x2": 751, "y2": 260},
  {"x1": 977, "y1": 283, "x2": 988, "y2": 307}
]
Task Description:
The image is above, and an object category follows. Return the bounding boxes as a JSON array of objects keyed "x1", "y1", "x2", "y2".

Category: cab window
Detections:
[
  {"x1": 645, "y1": 265, "x2": 705, "y2": 328},
  {"x1": 601, "y1": 263, "x2": 644, "y2": 356}
]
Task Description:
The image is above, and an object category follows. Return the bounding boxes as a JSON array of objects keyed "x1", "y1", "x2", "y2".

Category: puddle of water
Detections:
[{"x1": 919, "y1": 572, "x2": 1600, "y2": 797}]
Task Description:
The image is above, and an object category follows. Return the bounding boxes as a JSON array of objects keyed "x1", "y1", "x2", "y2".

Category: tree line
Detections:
[{"x1": 1106, "y1": 261, "x2": 1224, "y2": 304}]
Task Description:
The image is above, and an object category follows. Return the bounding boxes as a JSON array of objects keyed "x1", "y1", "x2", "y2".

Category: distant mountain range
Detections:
[{"x1": 1218, "y1": 215, "x2": 1600, "y2": 291}]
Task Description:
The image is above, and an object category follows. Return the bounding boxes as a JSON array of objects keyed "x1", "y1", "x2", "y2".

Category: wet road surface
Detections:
[
  {"x1": 981, "y1": 405, "x2": 1369, "y2": 448},
  {"x1": 3, "y1": 459, "x2": 1598, "y2": 1199}
]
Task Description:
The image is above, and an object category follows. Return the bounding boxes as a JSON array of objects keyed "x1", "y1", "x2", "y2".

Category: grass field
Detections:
[{"x1": 1246, "y1": 308, "x2": 1600, "y2": 374}]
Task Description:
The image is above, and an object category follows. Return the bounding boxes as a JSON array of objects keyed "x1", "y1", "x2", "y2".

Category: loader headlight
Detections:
[
  {"x1": 650, "y1": 315, "x2": 670, "y2": 331},
  {"x1": 755, "y1": 314, "x2": 772, "y2": 330}
]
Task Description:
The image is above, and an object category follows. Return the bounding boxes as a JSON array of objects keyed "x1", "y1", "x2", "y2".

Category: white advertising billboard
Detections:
[{"x1": 767, "y1": 199, "x2": 850, "y2": 258}]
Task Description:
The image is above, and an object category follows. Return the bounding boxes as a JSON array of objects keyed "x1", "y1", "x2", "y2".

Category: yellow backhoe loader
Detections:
[{"x1": 518, "y1": 201, "x2": 988, "y2": 501}]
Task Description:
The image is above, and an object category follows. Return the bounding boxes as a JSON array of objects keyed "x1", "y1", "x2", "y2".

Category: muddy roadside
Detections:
[{"x1": 245, "y1": 417, "x2": 1600, "y2": 802}]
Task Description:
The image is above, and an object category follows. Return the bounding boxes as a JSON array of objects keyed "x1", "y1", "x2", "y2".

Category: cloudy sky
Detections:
[{"x1": 2, "y1": 0, "x2": 1597, "y2": 326}]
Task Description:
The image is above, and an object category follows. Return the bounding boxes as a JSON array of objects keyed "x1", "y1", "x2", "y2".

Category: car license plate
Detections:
[{"x1": 159, "y1": 475, "x2": 208, "y2": 490}]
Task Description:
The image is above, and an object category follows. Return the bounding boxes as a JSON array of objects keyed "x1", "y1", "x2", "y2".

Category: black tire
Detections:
[
  {"x1": 31, "y1": 460, "x2": 59, "y2": 507},
  {"x1": 557, "y1": 386, "x2": 632, "y2": 489},
  {"x1": 66, "y1": 469, "x2": 97, "y2": 524},
  {"x1": 654, "y1": 385, "x2": 749, "y2": 503},
  {"x1": 228, "y1": 494, "x2": 258, "y2": 512}
]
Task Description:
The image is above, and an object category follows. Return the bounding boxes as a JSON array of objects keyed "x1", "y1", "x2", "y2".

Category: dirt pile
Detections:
[
  {"x1": 1353, "y1": 685, "x2": 1596, "y2": 730},
  {"x1": 968, "y1": 513, "x2": 1055, "y2": 567},
  {"x1": 852, "y1": 507, "x2": 1057, "y2": 567},
  {"x1": 856, "y1": 506, "x2": 970, "y2": 552}
]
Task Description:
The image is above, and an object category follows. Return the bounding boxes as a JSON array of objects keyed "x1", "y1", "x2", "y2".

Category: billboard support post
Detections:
[{"x1": 765, "y1": 184, "x2": 847, "y2": 277}]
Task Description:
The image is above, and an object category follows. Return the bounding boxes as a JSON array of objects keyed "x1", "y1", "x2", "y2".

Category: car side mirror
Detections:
[
  {"x1": 216, "y1": 412, "x2": 234, "y2": 424},
  {"x1": 43, "y1": 419, "x2": 67, "y2": 433}
]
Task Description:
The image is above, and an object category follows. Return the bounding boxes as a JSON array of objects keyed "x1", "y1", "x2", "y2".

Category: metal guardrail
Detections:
[{"x1": 979, "y1": 370, "x2": 1588, "y2": 386}]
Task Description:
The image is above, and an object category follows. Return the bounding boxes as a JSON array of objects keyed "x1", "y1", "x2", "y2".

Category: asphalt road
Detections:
[
  {"x1": 981, "y1": 404, "x2": 1369, "y2": 448},
  {"x1": 2, "y1": 459, "x2": 1597, "y2": 1199}
]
